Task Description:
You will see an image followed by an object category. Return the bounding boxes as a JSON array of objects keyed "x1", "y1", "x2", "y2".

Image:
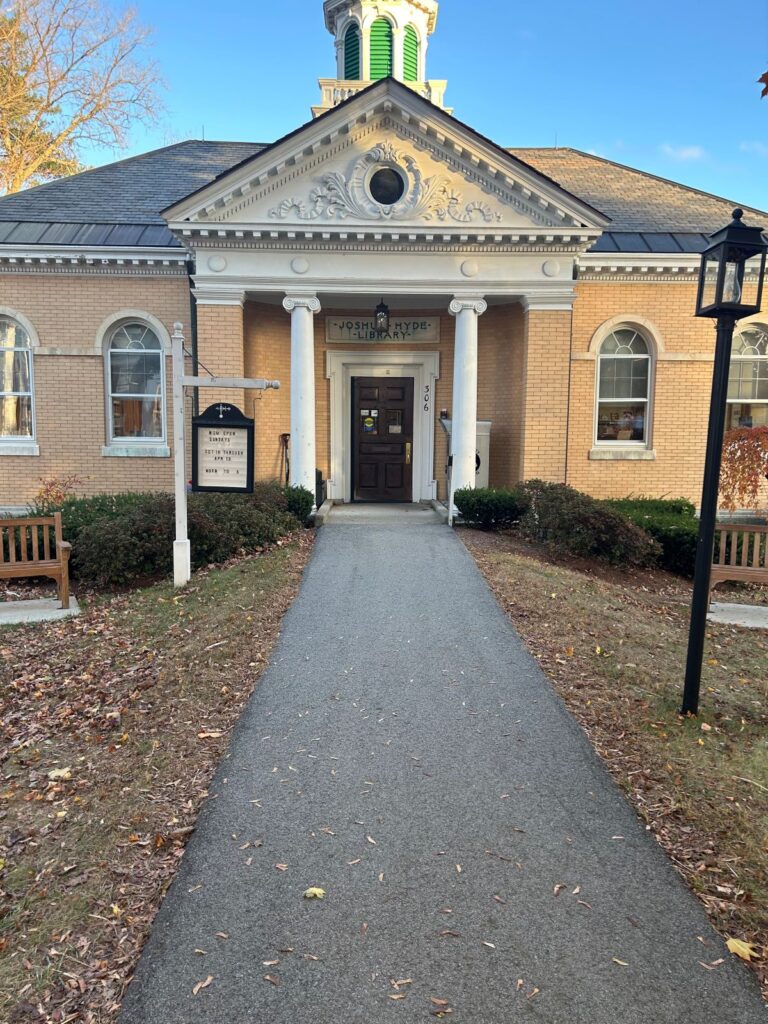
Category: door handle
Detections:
[{"x1": 405, "y1": 442, "x2": 412, "y2": 465}]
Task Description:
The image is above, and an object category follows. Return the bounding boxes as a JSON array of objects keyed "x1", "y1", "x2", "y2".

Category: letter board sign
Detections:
[{"x1": 192, "y1": 403, "x2": 255, "y2": 493}]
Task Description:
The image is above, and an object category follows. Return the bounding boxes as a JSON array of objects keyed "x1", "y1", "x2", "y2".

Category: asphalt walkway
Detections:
[{"x1": 120, "y1": 506, "x2": 765, "y2": 1023}]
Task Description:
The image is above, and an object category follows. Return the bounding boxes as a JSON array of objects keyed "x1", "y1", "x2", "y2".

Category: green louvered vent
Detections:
[
  {"x1": 344, "y1": 23, "x2": 361, "y2": 79},
  {"x1": 370, "y1": 18, "x2": 393, "y2": 80},
  {"x1": 403, "y1": 25, "x2": 419, "y2": 81}
]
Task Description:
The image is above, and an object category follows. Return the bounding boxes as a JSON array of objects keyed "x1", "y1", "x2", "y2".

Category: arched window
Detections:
[
  {"x1": 0, "y1": 315, "x2": 34, "y2": 441},
  {"x1": 369, "y1": 17, "x2": 393, "y2": 80},
  {"x1": 727, "y1": 323, "x2": 768, "y2": 430},
  {"x1": 106, "y1": 321, "x2": 165, "y2": 443},
  {"x1": 344, "y1": 22, "x2": 361, "y2": 79},
  {"x1": 403, "y1": 25, "x2": 419, "y2": 81},
  {"x1": 595, "y1": 327, "x2": 652, "y2": 444}
]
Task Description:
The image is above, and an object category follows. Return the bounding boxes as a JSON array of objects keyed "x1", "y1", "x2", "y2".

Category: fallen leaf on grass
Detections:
[
  {"x1": 612, "y1": 958, "x2": 629, "y2": 967},
  {"x1": 367, "y1": 836, "x2": 377, "y2": 845},
  {"x1": 493, "y1": 895, "x2": 507, "y2": 904},
  {"x1": 439, "y1": 930, "x2": 461, "y2": 938},
  {"x1": 431, "y1": 998, "x2": 450, "y2": 1007},
  {"x1": 389, "y1": 994, "x2": 407, "y2": 1000},
  {"x1": 455, "y1": 864, "x2": 462, "y2": 874},
  {"x1": 198, "y1": 731, "x2": 224, "y2": 739},
  {"x1": 726, "y1": 938, "x2": 759, "y2": 962},
  {"x1": 47, "y1": 768, "x2": 72, "y2": 781},
  {"x1": 192, "y1": 976, "x2": 214, "y2": 995},
  {"x1": 263, "y1": 960, "x2": 280, "y2": 966},
  {"x1": 215, "y1": 932, "x2": 229, "y2": 939},
  {"x1": 303, "y1": 887, "x2": 326, "y2": 899},
  {"x1": 527, "y1": 988, "x2": 540, "y2": 999},
  {"x1": 482, "y1": 941, "x2": 496, "y2": 949},
  {"x1": 263, "y1": 974, "x2": 279, "y2": 986},
  {"x1": 553, "y1": 884, "x2": 566, "y2": 896},
  {"x1": 275, "y1": 863, "x2": 288, "y2": 872}
]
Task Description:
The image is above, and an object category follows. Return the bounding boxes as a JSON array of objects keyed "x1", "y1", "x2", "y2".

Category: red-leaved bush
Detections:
[{"x1": 720, "y1": 427, "x2": 768, "y2": 511}]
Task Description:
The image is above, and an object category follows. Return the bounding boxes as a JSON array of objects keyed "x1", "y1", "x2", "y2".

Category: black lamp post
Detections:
[
  {"x1": 682, "y1": 209, "x2": 767, "y2": 716},
  {"x1": 374, "y1": 299, "x2": 390, "y2": 337}
]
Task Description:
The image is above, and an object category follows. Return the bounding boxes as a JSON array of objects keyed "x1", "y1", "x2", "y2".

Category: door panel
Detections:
[{"x1": 352, "y1": 376, "x2": 414, "y2": 502}]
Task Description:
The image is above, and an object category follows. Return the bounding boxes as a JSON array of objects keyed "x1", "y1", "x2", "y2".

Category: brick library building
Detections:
[{"x1": 1, "y1": 0, "x2": 766, "y2": 510}]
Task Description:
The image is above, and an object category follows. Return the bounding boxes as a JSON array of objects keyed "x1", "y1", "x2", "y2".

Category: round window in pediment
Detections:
[{"x1": 369, "y1": 167, "x2": 406, "y2": 206}]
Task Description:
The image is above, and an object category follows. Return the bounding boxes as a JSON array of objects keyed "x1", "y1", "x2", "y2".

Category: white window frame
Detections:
[
  {"x1": 594, "y1": 327, "x2": 654, "y2": 448},
  {"x1": 103, "y1": 318, "x2": 167, "y2": 448},
  {"x1": 726, "y1": 322, "x2": 768, "y2": 431},
  {"x1": 0, "y1": 310, "x2": 38, "y2": 449}
]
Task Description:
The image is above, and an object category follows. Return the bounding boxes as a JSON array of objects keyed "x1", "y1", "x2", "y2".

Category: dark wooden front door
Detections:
[{"x1": 352, "y1": 377, "x2": 414, "y2": 502}]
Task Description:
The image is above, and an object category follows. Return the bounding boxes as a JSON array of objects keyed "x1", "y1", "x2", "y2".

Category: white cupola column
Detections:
[
  {"x1": 283, "y1": 294, "x2": 321, "y2": 500},
  {"x1": 449, "y1": 297, "x2": 487, "y2": 516}
]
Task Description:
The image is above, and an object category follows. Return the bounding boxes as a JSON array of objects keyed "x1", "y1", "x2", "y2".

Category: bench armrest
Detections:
[{"x1": 60, "y1": 541, "x2": 72, "y2": 562}]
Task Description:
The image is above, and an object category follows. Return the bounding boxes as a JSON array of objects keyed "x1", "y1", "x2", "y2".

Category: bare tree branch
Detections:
[{"x1": 0, "y1": 0, "x2": 162, "y2": 193}]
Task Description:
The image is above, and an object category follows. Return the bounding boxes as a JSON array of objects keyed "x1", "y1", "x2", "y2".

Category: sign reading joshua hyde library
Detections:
[
  {"x1": 326, "y1": 317, "x2": 440, "y2": 343},
  {"x1": 192, "y1": 403, "x2": 255, "y2": 493}
]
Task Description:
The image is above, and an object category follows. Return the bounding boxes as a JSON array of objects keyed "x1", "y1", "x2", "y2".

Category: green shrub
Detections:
[
  {"x1": 603, "y1": 496, "x2": 696, "y2": 520},
  {"x1": 454, "y1": 486, "x2": 530, "y2": 529},
  {"x1": 283, "y1": 485, "x2": 315, "y2": 525},
  {"x1": 605, "y1": 498, "x2": 699, "y2": 577},
  {"x1": 519, "y1": 481, "x2": 660, "y2": 567},
  {"x1": 66, "y1": 490, "x2": 301, "y2": 586}
]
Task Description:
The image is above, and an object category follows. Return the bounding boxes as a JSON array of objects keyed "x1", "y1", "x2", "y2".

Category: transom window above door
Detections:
[
  {"x1": 726, "y1": 324, "x2": 768, "y2": 430},
  {"x1": 106, "y1": 322, "x2": 165, "y2": 442},
  {"x1": 595, "y1": 328, "x2": 652, "y2": 445}
]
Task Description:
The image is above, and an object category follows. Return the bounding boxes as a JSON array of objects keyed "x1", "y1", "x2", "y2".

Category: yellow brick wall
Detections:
[
  {"x1": 0, "y1": 272, "x2": 189, "y2": 505},
  {"x1": 5, "y1": 270, "x2": 764, "y2": 510},
  {"x1": 520, "y1": 308, "x2": 573, "y2": 482},
  {"x1": 565, "y1": 280, "x2": 726, "y2": 502}
]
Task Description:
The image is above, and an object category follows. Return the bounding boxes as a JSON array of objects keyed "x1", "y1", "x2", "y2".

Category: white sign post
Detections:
[{"x1": 170, "y1": 322, "x2": 280, "y2": 588}]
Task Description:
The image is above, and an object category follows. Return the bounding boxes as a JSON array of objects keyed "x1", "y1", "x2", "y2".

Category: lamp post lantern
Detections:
[
  {"x1": 374, "y1": 299, "x2": 390, "y2": 337},
  {"x1": 682, "y1": 209, "x2": 767, "y2": 716}
]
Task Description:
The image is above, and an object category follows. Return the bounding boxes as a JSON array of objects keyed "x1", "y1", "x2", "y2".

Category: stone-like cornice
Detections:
[{"x1": 0, "y1": 246, "x2": 188, "y2": 275}]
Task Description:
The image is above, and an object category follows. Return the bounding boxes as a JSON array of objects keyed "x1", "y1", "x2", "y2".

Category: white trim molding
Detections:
[
  {"x1": 326, "y1": 348, "x2": 440, "y2": 503},
  {"x1": 0, "y1": 442, "x2": 40, "y2": 457},
  {"x1": 0, "y1": 307, "x2": 41, "y2": 348},
  {"x1": 589, "y1": 448, "x2": 657, "y2": 461},
  {"x1": 101, "y1": 444, "x2": 171, "y2": 458},
  {"x1": 94, "y1": 310, "x2": 173, "y2": 354},
  {"x1": 588, "y1": 313, "x2": 666, "y2": 355}
]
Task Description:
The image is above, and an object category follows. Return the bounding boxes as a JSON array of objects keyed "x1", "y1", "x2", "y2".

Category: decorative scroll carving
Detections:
[{"x1": 269, "y1": 143, "x2": 502, "y2": 224}]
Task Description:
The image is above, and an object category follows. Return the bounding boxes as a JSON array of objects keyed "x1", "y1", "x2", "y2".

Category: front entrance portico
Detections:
[{"x1": 326, "y1": 344, "x2": 440, "y2": 503}]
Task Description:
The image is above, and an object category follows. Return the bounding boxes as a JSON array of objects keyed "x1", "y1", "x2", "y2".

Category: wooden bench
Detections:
[
  {"x1": 0, "y1": 512, "x2": 71, "y2": 608},
  {"x1": 711, "y1": 523, "x2": 768, "y2": 602}
]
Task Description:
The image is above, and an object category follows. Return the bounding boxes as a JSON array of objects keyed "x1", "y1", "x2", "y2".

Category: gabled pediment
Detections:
[{"x1": 163, "y1": 79, "x2": 609, "y2": 238}]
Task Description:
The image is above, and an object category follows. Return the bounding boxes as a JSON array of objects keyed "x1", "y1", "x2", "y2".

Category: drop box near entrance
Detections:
[{"x1": 440, "y1": 419, "x2": 492, "y2": 489}]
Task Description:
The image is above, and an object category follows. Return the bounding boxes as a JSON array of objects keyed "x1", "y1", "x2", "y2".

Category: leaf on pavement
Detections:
[
  {"x1": 303, "y1": 887, "x2": 326, "y2": 899},
  {"x1": 192, "y1": 975, "x2": 214, "y2": 995}
]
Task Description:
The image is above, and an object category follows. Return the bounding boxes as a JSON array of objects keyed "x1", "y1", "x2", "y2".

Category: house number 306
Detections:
[{"x1": 423, "y1": 384, "x2": 431, "y2": 412}]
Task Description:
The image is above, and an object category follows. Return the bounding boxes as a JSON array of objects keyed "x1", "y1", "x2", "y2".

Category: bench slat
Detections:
[
  {"x1": 31, "y1": 525, "x2": 39, "y2": 562},
  {"x1": 43, "y1": 526, "x2": 50, "y2": 561}
]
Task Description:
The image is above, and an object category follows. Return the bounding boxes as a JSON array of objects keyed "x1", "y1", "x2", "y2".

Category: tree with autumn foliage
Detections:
[
  {"x1": 0, "y1": 0, "x2": 161, "y2": 195},
  {"x1": 719, "y1": 427, "x2": 768, "y2": 511}
]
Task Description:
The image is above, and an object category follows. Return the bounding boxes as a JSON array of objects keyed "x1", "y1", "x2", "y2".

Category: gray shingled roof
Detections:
[
  {"x1": 0, "y1": 140, "x2": 265, "y2": 247},
  {"x1": 510, "y1": 147, "x2": 768, "y2": 236},
  {"x1": 0, "y1": 136, "x2": 764, "y2": 253}
]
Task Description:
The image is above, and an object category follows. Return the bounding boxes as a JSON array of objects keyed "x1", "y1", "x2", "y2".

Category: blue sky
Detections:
[{"x1": 89, "y1": 0, "x2": 768, "y2": 213}]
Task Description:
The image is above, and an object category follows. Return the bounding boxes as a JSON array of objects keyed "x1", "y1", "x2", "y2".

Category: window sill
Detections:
[
  {"x1": 589, "y1": 447, "x2": 656, "y2": 462},
  {"x1": 102, "y1": 444, "x2": 170, "y2": 458},
  {"x1": 0, "y1": 442, "x2": 40, "y2": 456}
]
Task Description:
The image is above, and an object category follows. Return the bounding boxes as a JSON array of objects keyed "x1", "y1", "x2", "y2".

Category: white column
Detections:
[
  {"x1": 448, "y1": 297, "x2": 487, "y2": 519},
  {"x1": 283, "y1": 294, "x2": 321, "y2": 500}
]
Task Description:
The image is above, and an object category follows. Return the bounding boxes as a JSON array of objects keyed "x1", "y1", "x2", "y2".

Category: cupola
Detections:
[{"x1": 314, "y1": 0, "x2": 450, "y2": 116}]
